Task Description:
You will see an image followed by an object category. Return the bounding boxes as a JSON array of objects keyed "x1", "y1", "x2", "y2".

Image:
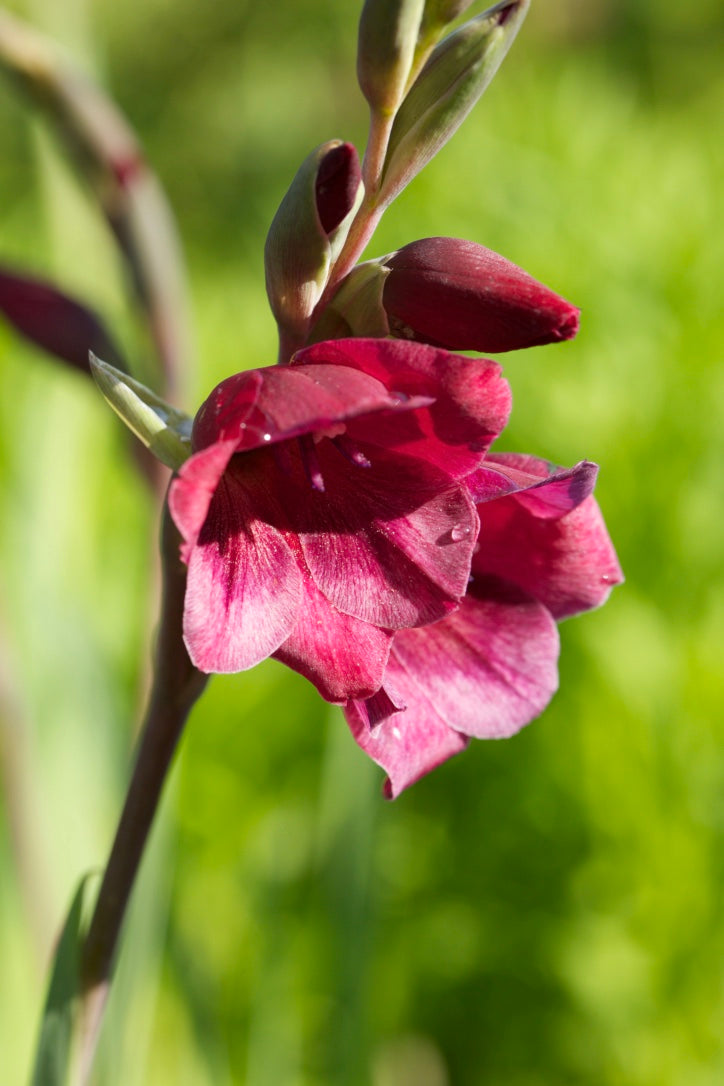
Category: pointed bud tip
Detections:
[
  {"x1": 496, "y1": 2, "x2": 519, "y2": 27},
  {"x1": 555, "y1": 306, "x2": 580, "y2": 342}
]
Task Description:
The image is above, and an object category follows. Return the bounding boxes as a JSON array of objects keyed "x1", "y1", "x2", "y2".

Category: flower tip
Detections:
[
  {"x1": 495, "y1": 1, "x2": 519, "y2": 27},
  {"x1": 491, "y1": 0, "x2": 529, "y2": 27},
  {"x1": 555, "y1": 305, "x2": 580, "y2": 343}
]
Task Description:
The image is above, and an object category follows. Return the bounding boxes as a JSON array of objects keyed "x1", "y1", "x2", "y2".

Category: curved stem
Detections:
[
  {"x1": 75, "y1": 506, "x2": 208, "y2": 1083},
  {"x1": 361, "y1": 106, "x2": 395, "y2": 196}
]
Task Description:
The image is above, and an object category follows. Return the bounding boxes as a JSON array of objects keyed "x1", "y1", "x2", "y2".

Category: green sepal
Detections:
[
  {"x1": 311, "y1": 260, "x2": 391, "y2": 342},
  {"x1": 90, "y1": 354, "x2": 192, "y2": 470},
  {"x1": 379, "y1": 0, "x2": 530, "y2": 207},
  {"x1": 265, "y1": 140, "x2": 350, "y2": 340}
]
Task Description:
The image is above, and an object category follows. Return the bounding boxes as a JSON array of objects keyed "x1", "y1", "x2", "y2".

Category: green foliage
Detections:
[
  {"x1": 30, "y1": 876, "x2": 92, "y2": 1086},
  {"x1": 1, "y1": 1, "x2": 722, "y2": 1084}
]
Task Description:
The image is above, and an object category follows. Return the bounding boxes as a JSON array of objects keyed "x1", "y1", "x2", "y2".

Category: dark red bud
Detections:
[
  {"x1": 383, "y1": 237, "x2": 579, "y2": 353},
  {"x1": 315, "y1": 142, "x2": 361, "y2": 236},
  {"x1": 0, "y1": 266, "x2": 125, "y2": 373}
]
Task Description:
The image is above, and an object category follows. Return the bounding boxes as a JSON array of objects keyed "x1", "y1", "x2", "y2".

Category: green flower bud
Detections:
[
  {"x1": 421, "y1": 0, "x2": 475, "y2": 34},
  {"x1": 357, "y1": 0, "x2": 427, "y2": 114},
  {"x1": 310, "y1": 260, "x2": 391, "y2": 342},
  {"x1": 379, "y1": 0, "x2": 530, "y2": 207},
  {"x1": 264, "y1": 141, "x2": 362, "y2": 340},
  {"x1": 90, "y1": 354, "x2": 192, "y2": 469}
]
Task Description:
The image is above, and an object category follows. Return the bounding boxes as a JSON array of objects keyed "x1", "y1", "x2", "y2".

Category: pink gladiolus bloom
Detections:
[
  {"x1": 168, "y1": 338, "x2": 512, "y2": 701},
  {"x1": 382, "y1": 237, "x2": 580, "y2": 353},
  {"x1": 346, "y1": 453, "x2": 623, "y2": 796}
]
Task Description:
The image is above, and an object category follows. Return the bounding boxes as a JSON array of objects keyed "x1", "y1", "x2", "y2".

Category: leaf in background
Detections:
[
  {"x1": 0, "y1": 266, "x2": 126, "y2": 375},
  {"x1": 30, "y1": 875, "x2": 93, "y2": 1086}
]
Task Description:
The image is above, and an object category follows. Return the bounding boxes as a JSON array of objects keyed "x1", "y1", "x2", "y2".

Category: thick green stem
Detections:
[{"x1": 75, "y1": 506, "x2": 208, "y2": 1083}]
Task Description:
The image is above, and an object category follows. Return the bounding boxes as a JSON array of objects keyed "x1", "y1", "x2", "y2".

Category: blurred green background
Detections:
[{"x1": 1, "y1": 1, "x2": 723, "y2": 1083}]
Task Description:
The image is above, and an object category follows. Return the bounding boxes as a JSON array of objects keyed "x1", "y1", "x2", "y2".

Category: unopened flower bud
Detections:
[
  {"x1": 265, "y1": 140, "x2": 362, "y2": 339},
  {"x1": 381, "y1": 237, "x2": 579, "y2": 352},
  {"x1": 0, "y1": 266, "x2": 125, "y2": 373},
  {"x1": 357, "y1": 0, "x2": 426, "y2": 115},
  {"x1": 379, "y1": 0, "x2": 529, "y2": 207}
]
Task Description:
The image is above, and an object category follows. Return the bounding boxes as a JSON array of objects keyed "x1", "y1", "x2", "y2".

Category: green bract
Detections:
[
  {"x1": 379, "y1": 0, "x2": 529, "y2": 207},
  {"x1": 310, "y1": 259, "x2": 391, "y2": 342},
  {"x1": 90, "y1": 354, "x2": 192, "y2": 470}
]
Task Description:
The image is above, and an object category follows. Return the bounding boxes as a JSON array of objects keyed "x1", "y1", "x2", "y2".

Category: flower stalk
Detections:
[{"x1": 75, "y1": 506, "x2": 207, "y2": 1082}]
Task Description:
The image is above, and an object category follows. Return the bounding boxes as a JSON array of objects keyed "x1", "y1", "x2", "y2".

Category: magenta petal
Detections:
[
  {"x1": 192, "y1": 363, "x2": 403, "y2": 453},
  {"x1": 484, "y1": 453, "x2": 598, "y2": 517},
  {"x1": 345, "y1": 575, "x2": 560, "y2": 796},
  {"x1": 168, "y1": 440, "x2": 238, "y2": 562},
  {"x1": 273, "y1": 576, "x2": 393, "y2": 702},
  {"x1": 294, "y1": 445, "x2": 478, "y2": 628},
  {"x1": 468, "y1": 455, "x2": 598, "y2": 513},
  {"x1": 296, "y1": 338, "x2": 512, "y2": 477},
  {"x1": 474, "y1": 490, "x2": 623, "y2": 620},
  {"x1": 183, "y1": 459, "x2": 303, "y2": 672},
  {"x1": 390, "y1": 576, "x2": 560, "y2": 740},
  {"x1": 345, "y1": 673, "x2": 469, "y2": 799}
]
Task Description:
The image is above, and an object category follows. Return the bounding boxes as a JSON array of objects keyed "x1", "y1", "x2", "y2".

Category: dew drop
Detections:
[
  {"x1": 392, "y1": 726, "x2": 402, "y2": 740},
  {"x1": 450, "y1": 523, "x2": 471, "y2": 543},
  {"x1": 262, "y1": 433, "x2": 272, "y2": 442}
]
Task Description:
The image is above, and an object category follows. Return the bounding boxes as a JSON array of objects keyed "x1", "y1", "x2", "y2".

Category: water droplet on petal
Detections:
[
  {"x1": 262, "y1": 433, "x2": 272, "y2": 442},
  {"x1": 450, "y1": 523, "x2": 471, "y2": 543},
  {"x1": 392, "y1": 726, "x2": 402, "y2": 740}
]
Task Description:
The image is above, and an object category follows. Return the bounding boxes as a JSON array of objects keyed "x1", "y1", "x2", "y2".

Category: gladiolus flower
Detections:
[
  {"x1": 168, "y1": 338, "x2": 511, "y2": 702},
  {"x1": 345, "y1": 453, "x2": 623, "y2": 796}
]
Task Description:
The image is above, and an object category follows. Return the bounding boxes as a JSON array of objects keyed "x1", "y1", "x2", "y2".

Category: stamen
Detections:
[
  {"x1": 331, "y1": 434, "x2": 372, "y2": 468},
  {"x1": 272, "y1": 440, "x2": 294, "y2": 476},
  {"x1": 297, "y1": 435, "x2": 325, "y2": 492}
]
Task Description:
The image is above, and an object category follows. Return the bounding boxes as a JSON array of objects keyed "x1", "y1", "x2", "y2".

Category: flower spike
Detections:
[{"x1": 379, "y1": 1, "x2": 530, "y2": 207}]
